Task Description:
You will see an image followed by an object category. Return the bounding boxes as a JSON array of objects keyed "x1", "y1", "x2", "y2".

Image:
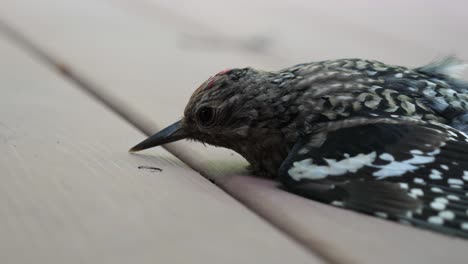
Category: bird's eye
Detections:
[{"x1": 196, "y1": 107, "x2": 215, "y2": 126}]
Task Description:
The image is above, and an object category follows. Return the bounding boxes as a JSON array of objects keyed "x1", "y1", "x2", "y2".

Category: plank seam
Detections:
[{"x1": 0, "y1": 20, "x2": 338, "y2": 264}]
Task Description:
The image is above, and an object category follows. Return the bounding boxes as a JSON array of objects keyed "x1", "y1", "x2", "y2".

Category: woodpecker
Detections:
[{"x1": 131, "y1": 57, "x2": 468, "y2": 238}]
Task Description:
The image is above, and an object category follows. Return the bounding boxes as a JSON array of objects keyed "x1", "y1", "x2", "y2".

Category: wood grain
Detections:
[
  {"x1": 224, "y1": 176, "x2": 468, "y2": 264},
  {"x1": 0, "y1": 34, "x2": 318, "y2": 263},
  {"x1": 1, "y1": 0, "x2": 468, "y2": 263},
  {"x1": 138, "y1": 0, "x2": 468, "y2": 65}
]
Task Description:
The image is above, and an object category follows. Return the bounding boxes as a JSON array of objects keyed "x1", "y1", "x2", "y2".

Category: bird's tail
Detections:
[
  {"x1": 416, "y1": 56, "x2": 468, "y2": 82},
  {"x1": 415, "y1": 56, "x2": 468, "y2": 133}
]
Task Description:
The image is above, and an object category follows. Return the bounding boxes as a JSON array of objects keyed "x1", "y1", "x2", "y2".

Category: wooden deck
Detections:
[{"x1": 1, "y1": 0, "x2": 467, "y2": 263}]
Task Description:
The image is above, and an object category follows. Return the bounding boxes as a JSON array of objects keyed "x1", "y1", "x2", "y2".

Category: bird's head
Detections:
[{"x1": 129, "y1": 67, "x2": 286, "y2": 153}]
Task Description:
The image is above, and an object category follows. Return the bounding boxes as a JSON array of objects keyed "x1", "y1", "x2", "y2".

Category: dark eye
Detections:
[{"x1": 196, "y1": 107, "x2": 215, "y2": 126}]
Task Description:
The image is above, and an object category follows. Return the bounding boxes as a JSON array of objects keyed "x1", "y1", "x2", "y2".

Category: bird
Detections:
[{"x1": 130, "y1": 57, "x2": 468, "y2": 238}]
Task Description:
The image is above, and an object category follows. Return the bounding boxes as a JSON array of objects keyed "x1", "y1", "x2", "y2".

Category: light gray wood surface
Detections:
[
  {"x1": 142, "y1": 0, "x2": 468, "y2": 64},
  {"x1": 0, "y1": 33, "x2": 318, "y2": 263},
  {"x1": 1, "y1": 0, "x2": 468, "y2": 263},
  {"x1": 224, "y1": 176, "x2": 468, "y2": 264}
]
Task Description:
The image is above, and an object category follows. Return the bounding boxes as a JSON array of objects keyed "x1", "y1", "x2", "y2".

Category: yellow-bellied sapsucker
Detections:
[{"x1": 131, "y1": 57, "x2": 468, "y2": 238}]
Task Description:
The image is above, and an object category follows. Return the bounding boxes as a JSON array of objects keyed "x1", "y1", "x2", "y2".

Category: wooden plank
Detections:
[
  {"x1": 224, "y1": 176, "x2": 468, "y2": 264},
  {"x1": 0, "y1": 0, "x2": 256, "y2": 178},
  {"x1": 1, "y1": 0, "x2": 468, "y2": 263},
  {"x1": 138, "y1": 0, "x2": 468, "y2": 65},
  {"x1": 0, "y1": 34, "x2": 319, "y2": 263}
]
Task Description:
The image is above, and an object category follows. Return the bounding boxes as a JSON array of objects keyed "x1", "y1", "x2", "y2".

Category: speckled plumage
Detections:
[{"x1": 131, "y1": 57, "x2": 468, "y2": 238}]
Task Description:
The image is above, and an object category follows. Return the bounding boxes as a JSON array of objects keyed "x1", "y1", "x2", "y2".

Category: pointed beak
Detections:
[{"x1": 129, "y1": 120, "x2": 188, "y2": 152}]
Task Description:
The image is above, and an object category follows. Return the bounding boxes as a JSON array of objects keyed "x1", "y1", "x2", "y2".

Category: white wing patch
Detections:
[
  {"x1": 463, "y1": 171, "x2": 468, "y2": 181},
  {"x1": 372, "y1": 153, "x2": 435, "y2": 179},
  {"x1": 288, "y1": 152, "x2": 376, "y2": 181},
  {"x1": 289, "y1": 145, "x2": 444, "y2": 181}
]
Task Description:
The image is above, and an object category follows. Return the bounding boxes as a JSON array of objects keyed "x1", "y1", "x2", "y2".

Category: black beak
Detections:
[{"x1": 129, "y1": 120, "x2": 188, "y2": 152}]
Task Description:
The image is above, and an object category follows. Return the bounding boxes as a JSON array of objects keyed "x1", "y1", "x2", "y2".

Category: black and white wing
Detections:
[{"x1": 279, "y1": 121, "x2": 468, "y2": 238}]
